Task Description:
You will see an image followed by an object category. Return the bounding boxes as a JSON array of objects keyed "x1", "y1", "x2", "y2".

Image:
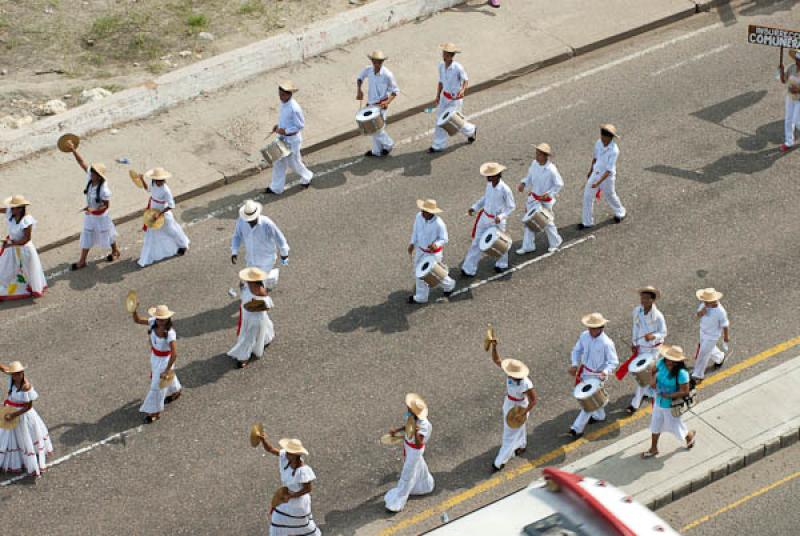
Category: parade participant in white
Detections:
[
  {"x1": 228, "y1": 267, "x2": 275, "y2": 368},
  {"x1": 779, "y1": 49, "x2": 800, "y2": 152},
  {"x1": 267, "y1": 81, "x2": 314, "y2": 194},
  {"x1": 462, "y1": 162, "x2": 516, "y2": 276},
  {"x1": 692, "y1": 288, "x2": 730, "y2": 381},
  {"x1": 254, "y1": 433, "x2": 321, "y2": 536},
  {"x1": 407, "y1": 199, "x2": 456, "y2": 304},
  {"x1": 579, "y1": 124, "x2": 626, "y2": 228},
  {"x1": 641, "y1": 345, "x2": 696, "y2": 459},
  {"x1": 488, "y1": 338, "x2": 536, "y2": 471},
  {"x1": 429, "y1": 43, "x2": 477, "y2": 152},
  {"x1": 0, "y1": 195, "x2": 47, "y2": 301},
  {"x1": 569, "y1": 313, "x2": 619, "y2": 438},
  {"x1": 623, "y1": 287, "x2": 666, "y2": 413},
  {"x1": 132, "y1": 304, "x2": 182, "y2": 423},
  {"x1": 385, "y1": 393, "x2": 435, "y2": 513},
  {"x1": 516, "y1": 143, "x2": 563, "y2": 254},
  {"x1": 0, "y1": 361, "x2": 52, "y2": 476},
  {"x1": 357, "y1": 50, "x2": 399, "y2": 157},
  {"x1": 64, "y1": 139, "x2": 121, "y2": 270},
  {"x1": 137, "y1": 167, "x2": 190, "y2": 267},
  {"x1": 231, "y1": 200, "x2": 289, "y2": 287}
]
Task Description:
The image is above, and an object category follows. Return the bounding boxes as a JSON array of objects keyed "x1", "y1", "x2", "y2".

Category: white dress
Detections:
[
  {"x1": 0, "y1": 210, "x2": 47, "y2": 301},
  {"x1": 270, "y1": 450, "x2": 321, "y2": 536},
  {"x1": 137, "y1": 183, "x2": 190, "y2": 267},
  {"x1": 80, "y1": 180, "x2": 117, "y2": 249},
  {"x1": 0, "y1": 381, "x2": 53, "y2": 475},
  {"x1": 139, "y1": 319, "x2": 182, "y2": 415},
  {"x1": 384, "y1": 417, "x2": 435, "y2": 512},
  {"x1": 494, "y1": 376, "x2": 533, "y2": 469},
  {"x1": 227, "y1": 287, "x2": 274, "y2": 362}
]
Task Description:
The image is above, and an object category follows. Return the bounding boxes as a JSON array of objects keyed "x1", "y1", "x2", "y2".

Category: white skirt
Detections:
[
  {"x1": 139, "y1": 355, "x2": 182, "y2": 414},
  {"x1": 80, "y1": 212, "x2": 117, "y2": 249},
  {"x1": 0, "y1": 407, "x2": 53, "y2": 475},
  {"x1": 649, "y1": 404, "x2": 688, "y2": 441},
  {"x1": 0, "y1": 242, "x2": 47, "y2": 300},
  {"x1": 227, "y1": 309, "x2": 274, "y2": 362},
  {"x1": 137, "y1": 212, "x2": 190, "y2": 267},
  {"x1": 384, "y1": 444, "x2": 435, "y2": 512},
  {"x1": 270, "y1": 495, "x2": 321, "y2": 536}
]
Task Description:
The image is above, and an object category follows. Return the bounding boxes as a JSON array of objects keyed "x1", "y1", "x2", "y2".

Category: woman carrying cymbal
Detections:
[{"x1": 227, "y1": 267, "x2": 275, "y2": 369}]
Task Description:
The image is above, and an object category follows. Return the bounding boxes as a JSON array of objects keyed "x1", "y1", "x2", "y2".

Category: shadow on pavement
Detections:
[
  {"x1": 49, "y1": 399, "x2": 142, "y2": 447},
  {"x1": 175, "y1": 352, "x2": 235, "y2": 389},
  {"x1": 328, "y1": 290, "x2": 421, "y2": 334},
  {"x1": 66, "y1": 257, "x2": 140, "y2": 291},
  {"x1": 173, "y1": 300, "x2": 239, "y2": 338}
]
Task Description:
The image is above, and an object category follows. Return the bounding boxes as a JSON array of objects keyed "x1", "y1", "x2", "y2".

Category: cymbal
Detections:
[
  {"x1": 506, "y1": 406, "x2": 527, "y2": 429},
  {"x1": 270, "y1": 486, "x2": 289, "y2": 509},
  {"x1": 404, "y1": 415, "x2": 415, "y2": 438},
  {"x1": 483, "y1": 323, "x2": 496, "y2": 351},
  {"x1": 249, "y1": 422, "x2": 264, "y2": 447},
  {"x1": 380, "y1": 432, "x2": 403, "y2": 446},
  {"x1": 0, "y1": 406, "x2": 19, "y2": 430},
  {"x1": 57, "y1": 133, "x2": 79, "y2": 153},
  {"x1": 142, "y1": 208, "x2": 165, "y2": 230},
  {"x1": 130, "y1": 170, "x2": 146, "y2": 190},
  {"x1": 126, "y1": 290, "x2": 138, "y2": 313},
  {"x1": 243, "y1": 299, "x2": 269, "y2": 313},
  {"x1": 158, "y1": 370, "x2": 175, "y2": 389}
]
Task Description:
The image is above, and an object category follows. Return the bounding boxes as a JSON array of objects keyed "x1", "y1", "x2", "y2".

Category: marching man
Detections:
[
  {"x1": 579, "y1": 124, "x2": 626, "y2": 229},
  {"x1": 231, "y1": 199, "x2": 289, "y2": 287},
  {"x1": 137, "y1": 167, "x2": 190, "y2": 267},
  {"x1": 266, "y1": 80, "x2": 314, "y2": 194},
  {"x1": 429, "y1": 43, "x2": 477, "y2": 153},
  {"x1": 408, "y1": 199, "x2": 456, "y2": 304},
  {"x1": 462, "y1": 162, "x2": 516, "y2": 276},
  {"x1": 516, "y1": 143, "x2": 563, "y2": 255},
  {"x1": 691, "y1": 288, "x2": 730, "y2": 383},
  {"x1": 357, "y1": 50, "x2": 399, "y2": 157},
  {"x1": 779, "y1": 49, "x2": 800, "y2": 152},
  {"x1": 569, "y1": 313, "x2": 619, "y2": 439}
]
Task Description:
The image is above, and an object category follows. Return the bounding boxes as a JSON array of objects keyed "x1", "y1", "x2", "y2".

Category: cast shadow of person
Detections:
[{"x1": 48, "y1": 399, "x2": 142, "y2": 447}]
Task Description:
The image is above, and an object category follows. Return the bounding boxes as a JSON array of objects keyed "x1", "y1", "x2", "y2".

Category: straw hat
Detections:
[
  {"x1": 367, "y1": 50, "x2": 387, "y2": 61},
  {"x1": 2, "y1": 195, "x2": 31, "y2": 208},
  {"x1": 696, "y1": 287, "x2": 723, "y2": 302},
  {"x1": 479, "y1": 162, "x2": 507, "y2": 177},
  {"x1": 790, "y1": 49, "x2": 800, "y2": 61},
  {"x1": 439, "y1": 42, "x2": 460, "y2": 54},
  {"x1": 659, "y1": 344, "x2": 687, "y2": 362},
  {"x1": 638, "y1": 286, "x2": 660, "y2": 299},
  {"x1": 4, "y1": 361, "x2": 25, "y2": 374},
  {"x1": 144, "y1": 167, "x2": 172, "y2": 181},
  {"x1": 581, "y1": 312, "x2": 609, "y2": 328},
  {"x1": 239, "y1": 199, "x2": 262, "y2": 222},
  {"x1": 90, "y1": 162, "x2": 108, "y2": 179},
  {"x1": 147, "y1": 304, "x2": 175, "y2": 319},
  {"x1": 278, "y1": 80, "x2": 298, "y2": 93},
  {"x1": 600, "y1": 124, "x2": 618, "y2": 137},
  {"x1": 501, "y1": 358, "x2": 529, "y2": 379},
  {"x1": 405, "y1": 393, "x2": 429, "y2": 419},
  {"x1": 279, "y1": 438, "x2": 309, "y2": 456},
  {"x1": 534, "y1": 143, "x2": 552, "y2": 155},
  {"x1": 239, "y1": 267, "x2": 268, "y2": 282},
  {"x1": 416, "y1": 198, "x2": 442, "y2": 214}
]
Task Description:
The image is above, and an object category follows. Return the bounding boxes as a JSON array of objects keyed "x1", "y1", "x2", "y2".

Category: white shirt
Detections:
[
  {"x1": 471, "y1": 180, "x2": 516, "y2": 222},
  {"x1": 6, "y1": 212, "x2": 35, "y2": 241},
  {"x1": 278, "y1": 97, "x2": 305, "y2": 136},
  {"x1": 277, "y1": 450, "x2": 316, "y2": 516},
  {"x1": 570, "y1": 330, "x2": 619, "y2": 376},
  {"x1": 520, "y1": 160, "x2": 563, "y2": 201},
  {"x1": 506, "y1": 376, "x2": 533, "y2": 407},
  {"x1": 148, "y1": 183, "x2": 176, "y2": 210},
  {"x1": 591, "y1": 140, "x2": 620, "y2": 179},
  {"x1": 632, "y1": 305, "x2": 667, "y2": 351},
  {"x1": 410, "y1": 213, "x2": 448, "y2": 253},
  {"x1": 231, "y1": 215, "x2": 290, "y2": 267},
  {"x1": 86, "y1": 182, "x2": 111, "y2": 210},
  {"x1": 358, "y1": 66, "x2": 399, "y2": 105},
  {"x1": 148, "y1": 318, "x2": 176, "y2": 354},
  {"x1": 438, "y1": 61, "x2": 469, "y2": 97},
  {"x1": 698, "y1": 303, "x2": 729, "y2": 340}
]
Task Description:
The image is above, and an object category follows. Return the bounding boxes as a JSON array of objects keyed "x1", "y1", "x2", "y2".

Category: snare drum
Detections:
[
  {"x1": 437, "y1": 110, "x2": 466, "y2": 136},
  {"x1": 522, "y1": 205, "x2": 554, "y2": 232},
  {"x1": 415, "y1": 254, "x2": 449, "y2": 288},
  {"x1": 260, "y1": 138, "x2": 291, "y2": 164},
  {"x1": 573, "y1": 378, "x2": 609, "y2": 413},
  {"x1": 356, "y1": 105, "x2": 386, "y2": 135},
  {"x1": 479, "y1": 227, "x2": 512, "y2": 258},
  {"x1": 628, "y1": 354, "x2": 655, "y2": 388}
]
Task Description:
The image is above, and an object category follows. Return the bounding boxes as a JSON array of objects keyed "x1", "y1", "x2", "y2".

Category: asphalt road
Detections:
[{"x1": 1, "y1": 2, "x2": 799, "y2": 535}]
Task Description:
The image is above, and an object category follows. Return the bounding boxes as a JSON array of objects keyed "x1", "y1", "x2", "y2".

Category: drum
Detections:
[
  {"x1": 479, "y1": 227, "x2": 512, "y2": 258},
  {"x1": 522, "y1": 205, "x2": 554, "y2": 232},
  {"x1": 260, "y1": 138, "x2": 291, "y2": 164},
  {"x1": 355, "y1": 105, "x2": 385, "y2": 135},
  {"x1": 573, "y1": 378, "x2": 609, "y2": 413},
  {"x1": 628, "y1": 354, "x2": 655, "y2": 388},
  {"x1": 437, "y1": 110, "x2": 466, "y2": 136},
  {"x1": 415, "y1": 254, "x2": 449, "y2": 288}
]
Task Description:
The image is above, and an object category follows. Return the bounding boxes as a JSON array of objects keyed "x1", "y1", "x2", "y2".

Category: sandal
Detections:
[
  {"x1": 641, "y1": 450, "x2": 659, "y2": 459},
  {"x1": 165, "y1": 391, "x2": 182, "y2": 404},
  {"x1": 70, "y1": 262, "x2": 87, "y2": 271},
  {"x1": 686, "y1": 431, "x2": 697, "y2": 450},
  {"x1": 144, "y1": 415, "x2": 160, "y2": 424}
]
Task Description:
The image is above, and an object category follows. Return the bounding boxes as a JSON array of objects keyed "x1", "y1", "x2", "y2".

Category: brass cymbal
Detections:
[
  {"x1": 404, "y1": 415, "x2": 415, "y2": 438},
  {"x1": 130, "y1": 169, "x2": 146, "y2": 190},
  {"x1": 126, "y1": 290, "x2": 138, "y2": 313},
  {"x1": 249, "y1": 422, "x2": 264, "y2": 447},
  {"x1": 0, "y1": 406, "x2": 19, "y2": 430},
  {"x1": 142, "y1": 208, "x2": 165, "y2": 230},
  {"x1": 158, "y1": 370, "x2": 175, "y2": 389},
  {"x1": 243, "y1": 299, "x2": 269, "y2": 313},
  {"x1": 57, "y1": 133, "x2": 80, "y2": 153},
  {"x1": 506, "y1": 406, "x2": 527, "y2": 429},
  {"x1": 270, "y1": 486, "x2": 289, "y2": 509},
  {"x1": 483, "y1": 323, "x2": 497, "y2": 351},
  {"x1": 380, "y1": 432, "x2": 403, "y2": 446}
]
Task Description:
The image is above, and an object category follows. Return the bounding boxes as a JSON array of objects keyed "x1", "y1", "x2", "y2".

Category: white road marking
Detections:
[
  {"x1": 507, "y1": 100, "x2": 588, "y2": 132},
  {"x1": 650, "y1": 44, "x2": 731, "y2": 76}
]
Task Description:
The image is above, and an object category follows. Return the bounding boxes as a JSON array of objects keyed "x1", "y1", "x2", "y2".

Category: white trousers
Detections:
[
  {"x1": 582, "y1": 174, "x2": 625, "y2": 227},
  {"x1": 650, "y1": 405, "x2": 688, "y2": 442},
  {"x1": 369, "y1": 109, "x2": 394, "y2": 155},
  {"x1": 785, "y1": 96, "x2": 800, "y2": 146},
  {"x1": 521, "y1": 199, "x2": 562, "y2": 251},
  {"x1": 270, "y1": 135, "x2": 313, "y2": 194},
  {"x1": 413, "y1": 250, "x2": 455, "y2": 303},
  {"x1": 692, "y1": 338, "x2": 724, "y2": 380},
  {"x1": 494, "y1": 397, "x2": 528, "y2": 469},
  {"x1": 571, "y1": 407, "x2": 606, "y2": 434},
  {"x1": 630, "y1": 348, "x2": 658, "y2": 409},
  {"x1": 462, "y1": 216, "x2": 508, "y2": 275},
  {"x1": 384, "y1": 443, "x2": 435, "y2": 512},
  {"x1": 431, "y1": 98, "x2": 476, "y2": 150}
]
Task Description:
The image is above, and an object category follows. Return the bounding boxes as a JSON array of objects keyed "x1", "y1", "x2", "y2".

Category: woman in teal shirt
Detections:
[{"x1": 642, "y1": 344, "x2": 696, "y2": 458}]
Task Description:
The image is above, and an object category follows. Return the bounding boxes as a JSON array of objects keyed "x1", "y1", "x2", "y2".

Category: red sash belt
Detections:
[
  {"x1": 4, "y1": 399, "x2": 26, "y2": 408},
  {"x1": 507, "y1": 394, "x2": 524, "y2": 402},
  {"x1": 87, "y1": 207, "x2": 107, "y2": 216},
  {"x1": 615, "y1": 348, "x2": 638, "y2": 381},
  {"x1": 443, "y1": 91, "x2": 462, "y2": 100},
  {"x1": 151, "y1": 347, "x2": 171, "y2": 357},
  {"x1": 575, "y1": 365, "x2": 598, "y2": 386},
  {"x1": 471, "y1": 209, "x2": 495, "y2": 238},
  {"x1": 530, "y1": 192, "x2": 552, "y2": 203},
  {"x1": 404, "y1": 439, "x2": 424, "y2": 450},
  {"x1": 421, "y1": 245, "x2": 443, "y2": 254}
]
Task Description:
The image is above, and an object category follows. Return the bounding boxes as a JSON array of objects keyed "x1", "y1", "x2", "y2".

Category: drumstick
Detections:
[{"x1": 263, "y1": 131, "x2": 275, "y2": 142}]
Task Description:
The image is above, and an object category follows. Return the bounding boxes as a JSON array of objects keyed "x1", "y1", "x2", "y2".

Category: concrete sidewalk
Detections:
[{"x1": 0, "y1": 0, "x2": 720, "y2": 252}]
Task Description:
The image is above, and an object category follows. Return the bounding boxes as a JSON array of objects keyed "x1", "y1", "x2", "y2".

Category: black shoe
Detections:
[
  {"x1": 614, "y1": 215, "x2": 626, "y2": 223},
  {"x1": 588, "y1": 416, "x2": 605, "y2": 424},
  {"x1": 177, "y1": 248, "x2": 186, "y2": 256},
  {"x1": 301, "y1": 182, "x2": 311, "y2": 189},
  {"x1": 491, "y1": 463, "x2": 504, "y2": 472},
  {"x1": 577, "y1": 223, "x2": 591, "y2": 230},
  {"x1": 364, "y1": 150, "x2": 377, "y2": 157},
  {"x1": 407, "y1": 296, "x2": 419, "y2": 304},
  {"x1": 381, "y1": 148, "x2": 391, "y2": 156},
  {"x1": 467, "y1": 127, "x2": 477, "y2": 144},
  {"x1": 165, "y1": 391, "x2": 181, "y2": 404},
  {"x1": 714, "y1": 355, "x2": 727, "y2": 369},
  {"x1": 494, "y1": 266, "x2": 508, "y2": 274},
  {"x1": 442, "y1": 289, "x2": 454, "y2": 297},
  {"x1": 514, "y1": 447, "x2": 526, "y2": 456},
  {"x1": 460, "y1": 269, "x2": 475, "y2": 278},
  {"x1": 626, "y1": 405, "x2": 637, "y2": 414},
  {"x1": 569, "y1": 429, "x2": 583, "y2": 439},
  {"x1": 144, "y1": 415, "x2": 158, "y2": 424},
  {"x1": 427, "y1": 147, "x2": 440, "y2": 154},
  {"x1": 264, "y1": 187, "x2": 277, "y2": 195}
]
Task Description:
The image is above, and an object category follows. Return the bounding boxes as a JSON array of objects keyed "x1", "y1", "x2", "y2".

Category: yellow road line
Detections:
[
  {"x1": 681, "y1": 469, "x2": 800, "y2": 531},
  {"x1": 380, "y1": 335, "x2": 800, "y2": 535}
]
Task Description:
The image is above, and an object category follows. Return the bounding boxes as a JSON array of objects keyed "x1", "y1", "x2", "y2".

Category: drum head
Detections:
[
  {"x1": 526, "y1": 206, "x2": 538, "y2": 219},
  {"x1": 629, "y1": 356, "x2": 652, "y2": 373},
  {"x1": 357, "y1": 106, "x2": 379, "y2": 120},
  {"x1": 573, "y1": 378, "x2": 601, "y2": 399},
  {"x1": 479, "y1": 227, "x2": 498, "y2": 252},
  {"x1": 415, "y1": 255, "x2": 437, "y2": 278}
]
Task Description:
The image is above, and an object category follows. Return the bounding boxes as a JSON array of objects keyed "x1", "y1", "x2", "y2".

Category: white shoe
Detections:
[
  {"x1": 548, "y1": 246, "x2": 559, "y2": 253},
  {"x1": 516, "y1": 247, "x2": 535, "y2": 255}
]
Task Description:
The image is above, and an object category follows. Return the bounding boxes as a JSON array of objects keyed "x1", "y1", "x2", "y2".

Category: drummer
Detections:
[
  {"x1": 407, "y1": 198, "x2": 455, "y2": 304},
  {"x1": 428, "y1": 43, "x2": 477, "y2": 153},
  {"x1": 231, "y1": 200, "x2": 289, "y2": 286},
  {"x1": 488, "y1": 338, "x2": 536, "y2": 471},
  {"x1": 516, "y1": 143, "x2": 563, "y2": 255},
  {"x1": 569, "y1": 313, "x2": 619, "y2": 439},
  {"x1": 137, "y1": 167, "x2": 190, "y2": 267},
  {"x1": 266, "y1": 80, "x2": 314, "y2": 195},
  {"x1": 462, "y1": 162, "x2": 516, "y2": 276},
  {"x1": 356, "y1": 50, "x2": 399, "y2": 157},
  {"x1": 622, "y1": 286, "x2": 666, "y2": 414},
  {"x1": 692, "y1": 288, "x2": 730, "y2": 383},
  {"x1": 579, "y1": 124, "x2": 626, "y2": 229}
]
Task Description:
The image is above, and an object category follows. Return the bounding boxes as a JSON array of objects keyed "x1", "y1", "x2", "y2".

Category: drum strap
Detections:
[
  {"x1": 575, "y1": 365, "x2": 598, "y2": 385},
  {"x1": 471, "y1": 209, "x2": 495, "y2": 238},
  {"x1": 529, "y1": 192, "x2": 553, "y2": 202},
  {"x1": 615, "y1": 348, "x2": 639, "y2": 380}
]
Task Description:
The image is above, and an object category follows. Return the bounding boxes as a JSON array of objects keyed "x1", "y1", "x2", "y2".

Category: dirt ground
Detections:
[{"x1": 0, "y1": 0, "x2": 357, "y2": 123}]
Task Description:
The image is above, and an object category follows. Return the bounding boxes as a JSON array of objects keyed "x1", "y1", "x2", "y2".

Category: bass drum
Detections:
[{"x1": 573, "y1": 378, "x2": 608, "y2": 413}]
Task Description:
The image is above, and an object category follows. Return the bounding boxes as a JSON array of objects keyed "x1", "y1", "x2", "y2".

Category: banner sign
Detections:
[{"x1": 748, "y1": 25, "x2": 800, "y2": 49}]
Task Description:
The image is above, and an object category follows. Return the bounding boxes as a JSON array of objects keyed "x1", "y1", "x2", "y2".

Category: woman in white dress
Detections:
[
  {"x1": 0, "y1": 195, "x2": 47, "y2": 301},
  {"x1": 254, "y1": 433, "x2": 321, "y2": 536},
  {"x1": 227, "y1": 267, "x2": 275, "y2": 368},
  {"x1": 488, "y1": 339, "x2": 537, "y2": 471},
  {"x1": 137, "y1": 167, "x2": 190, "y2": 267},
  {"x1": 132, "y1": 304, "x2": 182, "y2": 423},
  {"x1": 384, "y1": 393, "x2": 435, "y2": 513},
  {"x1": 64, "y1": 140, "x2": 120, "y2": 270},
  {"x1": 0, "y1": 361, "x2": 53, "y2": 476}
]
